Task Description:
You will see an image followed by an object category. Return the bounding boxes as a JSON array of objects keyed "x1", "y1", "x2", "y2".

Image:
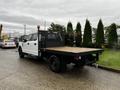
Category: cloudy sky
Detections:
[{"x1": 0, "y1": 0, "x2": 120, "y2": 34}]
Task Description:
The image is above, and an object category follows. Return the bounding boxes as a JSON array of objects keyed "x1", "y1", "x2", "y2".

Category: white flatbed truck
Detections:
[{"x1": 18, "y1": 26, "x2": 103, "y2": 73}]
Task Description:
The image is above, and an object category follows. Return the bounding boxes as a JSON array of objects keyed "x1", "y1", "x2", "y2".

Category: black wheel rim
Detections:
[
  {"x1": 50, "y1": 56, "x2": 60, "y2": 72},
  {"x1": 51, "y1": 61, "x2": 58, "y2": 71}
]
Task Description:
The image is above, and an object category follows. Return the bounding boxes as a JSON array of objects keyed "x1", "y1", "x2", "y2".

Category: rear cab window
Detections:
[{"x1": 47, "y1": 33, "x2": 63, "y2": 42}]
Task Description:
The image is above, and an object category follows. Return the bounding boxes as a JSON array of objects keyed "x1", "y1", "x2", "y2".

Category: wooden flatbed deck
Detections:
[{"x1": 44, "y1": 46, "x2": 103, "y2": 55}]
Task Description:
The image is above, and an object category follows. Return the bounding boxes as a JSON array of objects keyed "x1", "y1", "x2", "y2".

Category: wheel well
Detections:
[{"x1": 48, "y1": 55, "x2": 58, "y2": 63}]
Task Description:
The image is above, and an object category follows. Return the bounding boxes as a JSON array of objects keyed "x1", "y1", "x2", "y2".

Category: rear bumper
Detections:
[
  {"x1": 64, "y1": 53, "x2": 99, "y2": 65},
  {"x1": 73, "y1": 59, "x2": 97, "y2": 65}
]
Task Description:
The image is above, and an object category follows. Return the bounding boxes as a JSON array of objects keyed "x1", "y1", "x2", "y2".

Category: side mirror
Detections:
[{"x1": 23, "y1": 39, "x2": 27, "y2": 42}]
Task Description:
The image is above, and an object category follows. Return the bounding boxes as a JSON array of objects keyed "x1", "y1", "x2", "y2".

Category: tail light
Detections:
[{"x1": 74, "y1": 55, "x2": 81, "y2": 60}]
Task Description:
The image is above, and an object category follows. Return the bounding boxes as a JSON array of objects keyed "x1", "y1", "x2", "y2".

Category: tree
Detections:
[
  {"x1": 82, "y1": 19, "x2": 92, "y2": 47},
  {"x1": 96, "y1": 19, "x2": 104, "y2": 48},
  {"x1": 75, "y1": 22, "x2": 82, "y2": 47},
  {"x1": 66, "y1": 22, "x2": 74, "y2": 46},
  {"x1": 48, "y1": 23, "x2": 66, "y2": 42},
  {"x1": 48, "y1": 23, "x2": 66, "y2": 33},
  {"x1": 108, "y1": 23, "x2": 118, "y2": 47},
  {"x1": 67, "y1": 22, "x2": 73, "y2": 33},
  {"x1": 2, "y1": 34, "x2": 9, "y2": 40}
]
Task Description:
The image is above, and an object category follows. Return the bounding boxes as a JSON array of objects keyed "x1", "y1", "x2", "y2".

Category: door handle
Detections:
[
  {"x1": 34, "y1": 43, "x2": 36, "y2": 45},
  {"x1": 27, "y1": 43, "x2": 29, "y2": 45}
]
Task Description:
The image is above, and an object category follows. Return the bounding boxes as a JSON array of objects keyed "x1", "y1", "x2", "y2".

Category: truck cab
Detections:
[{"x1": 18, "y1": 31, "x2": 64, "y2": 57}]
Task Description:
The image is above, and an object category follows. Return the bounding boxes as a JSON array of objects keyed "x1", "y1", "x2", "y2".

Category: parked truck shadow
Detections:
[{"x1": 19, "y1": 55, "x2": 90, "y2": 75}]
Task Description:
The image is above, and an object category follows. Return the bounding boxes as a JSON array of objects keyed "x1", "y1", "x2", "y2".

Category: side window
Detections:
[
  {"x1": 47, "y1": 34, "x2": 56, "y2": 41},
  {"x1": 47, "y1": 33, "x2": 61, "y2": 41},
  {"x1": 39, "y1": 34, "x2": 45, "y2": 41},
  {"x1": 31, "y1": 33, "x2": 37, "y2": 41},
  {"x1": 27, "y1": 34, "x2": 32, "y2": 41},
  {"x1": 19, "y1": 35, "x2": 27, "y2": 42}
]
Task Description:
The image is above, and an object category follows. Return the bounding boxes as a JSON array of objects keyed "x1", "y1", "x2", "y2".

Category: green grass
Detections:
[{"x1": 97, "y1": 49, "x2": 120, "y2": 70}]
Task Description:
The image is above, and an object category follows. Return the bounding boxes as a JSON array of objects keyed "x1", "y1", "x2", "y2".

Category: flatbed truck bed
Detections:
[{"x1": 44, "y1": 46, "x2": 103, "y2": 56}]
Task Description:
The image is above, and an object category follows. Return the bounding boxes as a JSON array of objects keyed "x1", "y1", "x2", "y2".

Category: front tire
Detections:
[{"x1": 18, "y1": 47, "x2": 24, "y2": 58}]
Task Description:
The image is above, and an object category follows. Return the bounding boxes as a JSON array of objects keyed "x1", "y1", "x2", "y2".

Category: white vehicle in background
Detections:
[{"x1": 1, "y1": 40, "x2": 16, "y2": 48}]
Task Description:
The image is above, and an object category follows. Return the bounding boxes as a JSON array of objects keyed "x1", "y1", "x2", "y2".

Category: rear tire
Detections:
[
  {"x1": 18, "y1": 47, "x2": 24, "y2": 58},
  {"x1": 49, "y1": 55, "x2": 61, "y2": 73},
  {"x1": 48, "y1": 55, "x2": 67, "y2": 73}
]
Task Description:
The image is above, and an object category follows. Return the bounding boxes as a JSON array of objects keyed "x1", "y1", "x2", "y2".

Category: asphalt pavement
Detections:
[{"x1": 0, "y1": 48, "x2": 120, "y2": 90}]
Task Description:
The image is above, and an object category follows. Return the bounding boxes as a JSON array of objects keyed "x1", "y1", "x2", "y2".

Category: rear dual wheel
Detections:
[{"x1": 48, "y1": 55, "x2": 67, "y2": 73}]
